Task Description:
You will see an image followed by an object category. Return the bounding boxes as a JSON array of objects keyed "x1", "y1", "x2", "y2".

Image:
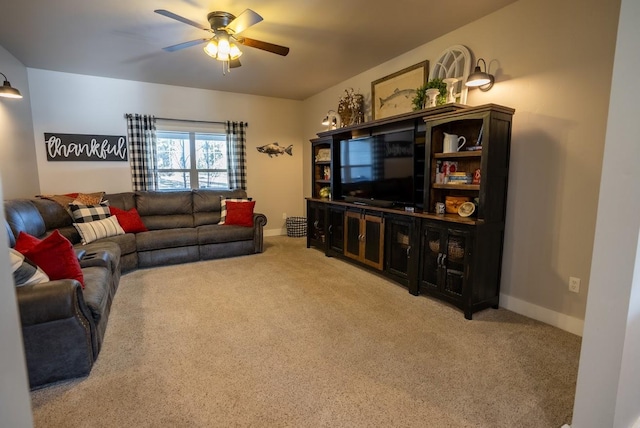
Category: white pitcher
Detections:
[{"x1": 443, "y1": 133, "x2": 466, "y2": 153}]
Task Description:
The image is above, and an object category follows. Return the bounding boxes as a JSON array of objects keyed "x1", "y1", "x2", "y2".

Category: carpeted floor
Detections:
[{"x1": 30, "y1": 236, "x2": 581, "y2": 427}]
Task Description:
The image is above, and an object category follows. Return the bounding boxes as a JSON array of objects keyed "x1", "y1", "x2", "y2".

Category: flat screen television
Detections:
[{"x1": 339, "y1": 129, "x2": 414, "y2": 207}]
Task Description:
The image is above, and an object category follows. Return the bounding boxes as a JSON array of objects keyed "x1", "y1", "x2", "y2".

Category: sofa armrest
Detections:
[
  {"x1": 16, "y1": 279, "x2": 92, "y2": 327},
  {"x1": 253, "y1": 212, "x2": 267, "y2": 253}
]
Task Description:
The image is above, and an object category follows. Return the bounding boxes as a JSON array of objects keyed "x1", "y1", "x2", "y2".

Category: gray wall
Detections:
[{"x1": 0, "y1": 45, "x2": 40, "y2": 198}]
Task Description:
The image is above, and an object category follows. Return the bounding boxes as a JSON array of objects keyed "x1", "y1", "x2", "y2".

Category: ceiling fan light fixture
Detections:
[
  {"x1": 203, "y1": 40, "x2": 218, "y2": 58},
  {"x1": 229, "y1": 44, "x2": 242, "y2": 60}
]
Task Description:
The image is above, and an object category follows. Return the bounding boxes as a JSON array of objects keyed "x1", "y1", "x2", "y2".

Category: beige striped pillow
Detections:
[{"x1": 73, "y1": 216, "x2": 125, "y2": 245}]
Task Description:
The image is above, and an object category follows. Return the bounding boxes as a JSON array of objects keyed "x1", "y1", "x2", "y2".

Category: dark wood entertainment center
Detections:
[{"x1": 307, "y1": 104, "x2": 514, "y2": 319}]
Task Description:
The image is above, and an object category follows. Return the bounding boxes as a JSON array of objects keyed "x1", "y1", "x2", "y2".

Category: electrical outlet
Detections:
[
  {"x1": 569, "y1": 277, "x2": 580, "y2": 293},
  {"x1": 282, "y1": 212, "x2": 287, "y2": 220}
]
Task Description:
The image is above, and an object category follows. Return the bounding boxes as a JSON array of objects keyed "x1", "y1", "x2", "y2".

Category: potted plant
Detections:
[{"x1": 412, "y1": 78, "x2": 447, "y2": 110}]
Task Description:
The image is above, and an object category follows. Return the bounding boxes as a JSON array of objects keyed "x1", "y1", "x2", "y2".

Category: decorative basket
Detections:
[
  {"x1": 448, "y1": 239, "x2": 465, "y2": 260},
  {"x1": 286, "y1": 217, "x2": 307, "y2": 237}
]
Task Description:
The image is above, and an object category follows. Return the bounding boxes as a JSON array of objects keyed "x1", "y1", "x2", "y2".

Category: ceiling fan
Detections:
[{"x1": 155, "y1": 9, "x2": 290, "y2": 73}]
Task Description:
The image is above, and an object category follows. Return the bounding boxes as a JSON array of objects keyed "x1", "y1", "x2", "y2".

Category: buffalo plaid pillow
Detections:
[{"x1": 69, "y1": 201, "x2": 111, "y2": 223}]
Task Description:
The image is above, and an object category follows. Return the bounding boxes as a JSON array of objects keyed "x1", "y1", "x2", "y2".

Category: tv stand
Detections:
[{"x1": 307, "y1": 104, "x2": 515, "y2": 319}]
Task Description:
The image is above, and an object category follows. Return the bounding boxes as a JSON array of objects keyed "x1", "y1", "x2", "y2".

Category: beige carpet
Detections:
[{"x1": 31, "y1": 236, "x2": 581, "y2": 427}]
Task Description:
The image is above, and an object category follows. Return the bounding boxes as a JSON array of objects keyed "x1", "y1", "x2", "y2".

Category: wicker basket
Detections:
[
  {"x1": 286, "y1": 216, "x2": 307, "y2": 237},
  {"x1": 428, "y1": 240, "x2": 440, "y2": 253},
  {"x1": 448, "y1": 239, "x2": 465, "y2": 260}
]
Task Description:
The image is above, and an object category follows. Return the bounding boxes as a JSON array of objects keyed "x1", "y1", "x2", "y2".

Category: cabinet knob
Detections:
[
  {"x1": 406, "y1": 246, "x2": 411, "y2": 258},
  {"x1": 328, "y1": 225, "x2": 333, "y2": 233}
]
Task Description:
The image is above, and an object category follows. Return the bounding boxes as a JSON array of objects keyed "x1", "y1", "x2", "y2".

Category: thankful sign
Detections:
[{"x1": 45, "y1": 133, "x2": 128, "y2": 161}]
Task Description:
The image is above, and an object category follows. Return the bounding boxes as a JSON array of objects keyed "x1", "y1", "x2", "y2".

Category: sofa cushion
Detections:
[
  {"x1": 197, "y1": 224, "x2": 254, "y2": 245},
  {"x1": 74, "y1": 216, "x2": 125, "y2": 244},
  {"x1": 20, "y1": 230, "x2": 85, "y2": 287},
  {"x1": 70, "y1": 202, "x2": 111, "y2": 223},
  {"x1": 135, "y1": 228, "x2": 198, "y2": 252},
  {"x1": 224, "y1": 201, "x2": 255, "y2": 227},
  {"x1": 95, "y1": 233, "x2": 137, "y2": 255},
  {"x1": 9, "y1": 248, "x2": 49, "y2": 286},
  {"x1": 4, "y1": 199, "x2": 47, "y2": 239},
  {"x1": 109, "y1": 206, "x2": 148, "y2": 233},
  {"x1": 103, "y1": 192, "x2": 136, "y2": 211},
  {"x1": 136, "y1": 191, "x2": 194, "y2": 229},
  {"x1": 192, "y1": 189, "x2": 247, "y2": 226},
  {"x1": 31, "y1": 198, "x2": 73, "y2": 230}
]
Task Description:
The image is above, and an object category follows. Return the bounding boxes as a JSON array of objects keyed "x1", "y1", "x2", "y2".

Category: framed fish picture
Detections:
[{"x1": 371, "y1": 60, "x2": 429, "y2": 120}]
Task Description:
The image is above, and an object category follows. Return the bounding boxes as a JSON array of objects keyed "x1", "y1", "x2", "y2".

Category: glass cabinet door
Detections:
[
  {"x1": 387, "y1": 218, "x2": 411, "y2": 277},
  {"x1": 327, "y1": 207, "x2": 344, "y2": 254},
  {"x1": 344, "y1": 211, "x2": 362, "y2": 260},
  {"x1": 422, "y1": 225, "x2": 443, "y2": 290},
  {"x1": 443, "y1": 232, "x2": 468, "y2": 297},
  {"x1": 362, "y1": 214, "x2": 383, "y2": 269}
]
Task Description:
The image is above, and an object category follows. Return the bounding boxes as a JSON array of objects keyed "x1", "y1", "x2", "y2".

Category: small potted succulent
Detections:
[{"x1": 412, "y1": 78, "x2": 447, "y2": 110}]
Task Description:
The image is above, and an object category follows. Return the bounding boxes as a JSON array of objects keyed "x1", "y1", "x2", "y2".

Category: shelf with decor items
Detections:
[
  {"x1": 305, "y1": 104, "x2": 513, "y2": 319},
  {"x1": 311, "y1": 136, "x2": 336, "y2": 199}
]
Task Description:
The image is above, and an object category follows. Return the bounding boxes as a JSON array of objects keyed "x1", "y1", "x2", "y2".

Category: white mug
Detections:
[{"x1": 443, "y1": 133, "x2": 466, "y2": 153}]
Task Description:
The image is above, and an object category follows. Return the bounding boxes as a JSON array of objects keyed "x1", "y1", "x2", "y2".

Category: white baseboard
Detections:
[
  {"x1": 500, "y1": 293, "x2": 584, "y2": 336},
  {"x1": 264, "y1": 229, "x2": 286, "y2": 237}
]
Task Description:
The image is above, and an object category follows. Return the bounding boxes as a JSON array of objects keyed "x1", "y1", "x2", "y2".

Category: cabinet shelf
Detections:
[
  {"x1": 432, "y1": 183, "x2": 480, "y2": 190},
  {"x1": 316, "y1": 179, "x2": 331, "y2": 184},
  {"x1": 433, "y1": 151, "x2": 482, "y2": 159}
]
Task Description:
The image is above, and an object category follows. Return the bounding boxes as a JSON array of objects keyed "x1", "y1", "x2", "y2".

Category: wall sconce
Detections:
[
  {"x1": 465, "y1": 58, "x2": 494, "y2": 92},
  {"x1": 321, "y1": 110, "x2": 340, "y2": 130},
  {"x1": 0, "y1": 72, "x2": 23, "y2": 99}
]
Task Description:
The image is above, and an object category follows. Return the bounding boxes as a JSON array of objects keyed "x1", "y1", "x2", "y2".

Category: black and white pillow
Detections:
[
  {"x1": 69, "y1": 201, "x2": 111, "y2": 223},
  {"x1": 9, "y1": 248, "x2": 49, "y2": 286},
  {"x1": 220, "y1": 198, "x2": 252, "y2": 225},
  {"x1": 74, "y1": 216, "x2": 125, "y2": 244}
]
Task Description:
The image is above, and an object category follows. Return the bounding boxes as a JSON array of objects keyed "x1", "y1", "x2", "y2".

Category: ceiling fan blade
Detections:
[
  {"x1": 238, "y1": 37, "x2": 289, "y2": 56},
  {"x1": 162, "y1": 38, "x2": 210, "y2": 52},
  {"x1": 226, "y1": 9, "x2": 263, "y2": 35},
  {"x1": 154, "y1": 9, "x2": 212, "y2": 32},
  {"x1": 229, "y1": 59, "x2": 242, "y2": 69}
]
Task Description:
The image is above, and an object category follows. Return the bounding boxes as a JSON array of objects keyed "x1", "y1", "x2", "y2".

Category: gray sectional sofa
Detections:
[{"x1": 4, "y1": 189, "x2": 267, "y2": 388}]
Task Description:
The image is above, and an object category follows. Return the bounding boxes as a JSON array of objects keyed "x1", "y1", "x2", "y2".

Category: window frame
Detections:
[{"x1": 155, "y1": 122, "x2": 229, "y2": 191}]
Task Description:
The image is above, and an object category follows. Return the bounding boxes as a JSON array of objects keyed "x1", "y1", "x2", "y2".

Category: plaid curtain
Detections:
[
  {"x1": 372, "y1": 137, "x2": 385, "y2": 180},
  {"x1": 126, "y1": 114, "x2": 158, "y2": 191},
  {"x1": 226, "y1": 121, "x2": 247, "y2": 190}
]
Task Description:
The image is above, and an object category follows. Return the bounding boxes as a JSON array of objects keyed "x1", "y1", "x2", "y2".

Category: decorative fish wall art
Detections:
[{"x1": 256, "y1": 142, "x2": 293, "y2": 157}]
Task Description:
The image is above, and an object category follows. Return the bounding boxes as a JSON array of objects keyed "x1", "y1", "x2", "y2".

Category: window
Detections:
[{"x1": 155, "y1": 130, "x2": 228, "y2": 190}]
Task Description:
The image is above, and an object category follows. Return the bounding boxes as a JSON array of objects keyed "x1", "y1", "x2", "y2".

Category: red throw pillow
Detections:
[
  {"x1": 21, "y1": 230, "x2": 85, "y2": 288},
  {"x1": 224, "y1": 201, "x2": 255, "y2": 227},
  {"x1": 109, "y1": 206, "x2": 148, "y2": 233},
  {"x1": 14, "y1": 231, "x2": 43, "y2": 253}
]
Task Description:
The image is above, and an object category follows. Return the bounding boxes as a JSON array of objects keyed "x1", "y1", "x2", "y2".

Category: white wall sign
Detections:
[{"x1": 44, "y1": 133, "x2": 128, "y2": 161}]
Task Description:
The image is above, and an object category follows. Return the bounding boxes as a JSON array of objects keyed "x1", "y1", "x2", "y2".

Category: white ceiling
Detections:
[{"x1": 0, "y1": 0, "x2": 518, "y2": 100}]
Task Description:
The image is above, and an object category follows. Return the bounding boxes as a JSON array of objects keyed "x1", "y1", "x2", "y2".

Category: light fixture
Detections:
[
  {"x1": 203, "y1": 32, "x2": 243, "y2": 75},
  {"x1": 321, "y1": 110, "x2": 340, "y2": 130},
  {"x1": 0, "y1": 72, "x2": 23, "y2": 99},
  {"x1": 465, "y1": 58, "x2": 495, "y2": 92}
]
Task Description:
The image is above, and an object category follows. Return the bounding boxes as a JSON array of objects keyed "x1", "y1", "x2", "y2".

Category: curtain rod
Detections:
[{"x1": 124, "y1": 114, "x2": 247, "y2": 127}]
